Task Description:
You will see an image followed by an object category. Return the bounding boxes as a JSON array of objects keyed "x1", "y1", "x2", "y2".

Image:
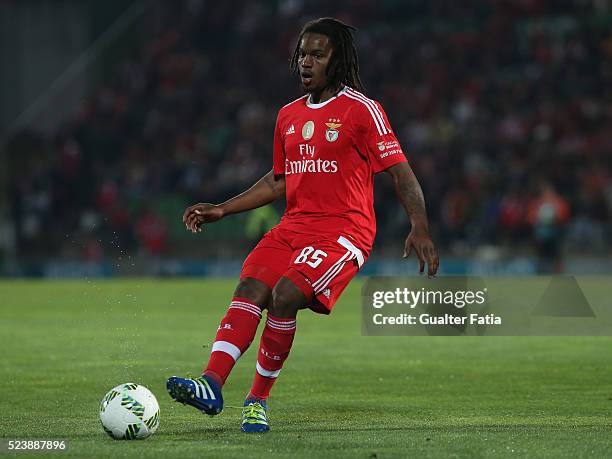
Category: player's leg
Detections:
[
  {"x1": 242, "y1": 236, "x2": 364, "y2": 431},
  {"x1": 166, "y1": 278, "x2": 270, "y2": 416},
  {"x1": 247, "y1": 240, "x2": 361, "y2": 402},
  {"x1": 167, "y1": 229, "x2": 291, "y2": 417},
  {"x1": 202, "y1": 278, "x2": 270, "y2": 387},
  {"x1": 249, "y1": 275, "x2": 311, "y2": 397},
  {"x1": 242, "y1": 274, "x2": 311, "y2": 432}
]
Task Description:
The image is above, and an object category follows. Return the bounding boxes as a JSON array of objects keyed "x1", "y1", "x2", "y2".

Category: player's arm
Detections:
[
  {"x1": 386, "y1": 162, "x2": 439, "y2": 277},
  {"x1": 183, "y1": 169, "x2": 285, "y2": 233}
]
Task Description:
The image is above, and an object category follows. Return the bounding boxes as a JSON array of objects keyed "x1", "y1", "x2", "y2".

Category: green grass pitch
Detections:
[{"x1": 0, "y1": 279, "x2": 610, "y2": 458}]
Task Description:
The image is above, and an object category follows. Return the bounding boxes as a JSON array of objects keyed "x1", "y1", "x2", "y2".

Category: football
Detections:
[{"x1": 99, "y1": 383, "x2": 160, "y2": 440}]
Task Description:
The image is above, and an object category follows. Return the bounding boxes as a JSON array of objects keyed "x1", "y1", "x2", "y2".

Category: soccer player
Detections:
[{"x1": 167, "y1": 17, "x2": 439, "y2": 433}]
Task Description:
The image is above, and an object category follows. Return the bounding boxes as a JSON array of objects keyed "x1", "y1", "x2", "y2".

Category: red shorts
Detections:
[{"x1": 240, "y1": 226, "x2": 365, "y2": 314}]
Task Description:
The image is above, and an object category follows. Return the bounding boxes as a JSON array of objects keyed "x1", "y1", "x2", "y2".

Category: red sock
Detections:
[
  {"x1": 248, "y1": 314, "x2": 297, "y2": 400},
  {"x1": 203, "y1": 297, "x2": 262, "y2": 386}
]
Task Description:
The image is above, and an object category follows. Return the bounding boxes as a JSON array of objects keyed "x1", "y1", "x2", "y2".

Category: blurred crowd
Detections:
[{"x1": 4, "y1": 0, "x2": 612, "y2": 266}]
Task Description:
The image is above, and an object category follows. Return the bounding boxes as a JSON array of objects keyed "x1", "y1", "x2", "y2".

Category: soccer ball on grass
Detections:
[{"x1": 99, "y1": 383, "x2": 160, "y2": 440}]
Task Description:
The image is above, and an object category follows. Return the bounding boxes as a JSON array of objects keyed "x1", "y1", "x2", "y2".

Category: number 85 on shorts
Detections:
[
  {"x1": 290, "y1": 236, "x2": 364, "y2": 301},
  {"x1": 240, "y1": 231, "x2": 365, "y2": 312},
  {"x1": 293, "y1": 246, "x2": 328, "y2": 268}
]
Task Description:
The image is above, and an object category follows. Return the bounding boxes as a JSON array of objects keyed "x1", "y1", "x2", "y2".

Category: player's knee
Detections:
[
  {"x1": 233, "y1": 278, "x2": 271, "y2": 309},
  {"x1": 270, "y1": 290, "x2": 298, "y2": 317},
  {"x1": 270, "y1": 280, "x2": 303, "y2": 317}
]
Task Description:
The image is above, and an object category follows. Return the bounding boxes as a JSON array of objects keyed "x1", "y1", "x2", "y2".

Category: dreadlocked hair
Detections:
[{"x1": 290, "y1": 17, "x2": 364, "y2": 93}]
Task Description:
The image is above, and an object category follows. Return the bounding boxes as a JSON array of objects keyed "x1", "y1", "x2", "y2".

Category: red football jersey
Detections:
[{"x1": 272, "y1": 86, "x2": 407, "y2": 257}]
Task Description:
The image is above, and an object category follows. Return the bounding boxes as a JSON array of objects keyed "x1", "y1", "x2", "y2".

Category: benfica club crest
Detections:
[{"x1": 325, "y1": 122, "x2": 342, "y2": 142}]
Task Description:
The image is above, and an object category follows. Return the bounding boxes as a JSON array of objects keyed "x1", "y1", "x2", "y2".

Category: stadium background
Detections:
[
  {"x1": 1, "y1": 0, "x2": 612, "y2": 276},
  {"x1": 1, "y1": 2, "x2": 611, "y2": 457}
]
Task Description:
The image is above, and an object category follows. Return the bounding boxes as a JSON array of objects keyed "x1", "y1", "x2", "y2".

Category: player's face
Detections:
[{"x1": 298, "y1": 33, "x2": 333, "y2": 92}]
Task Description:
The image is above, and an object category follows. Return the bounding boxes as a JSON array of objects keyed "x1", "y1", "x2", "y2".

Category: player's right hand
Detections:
[{"x1": 183, "y1": 203, "x2": 224, "y2": 233}]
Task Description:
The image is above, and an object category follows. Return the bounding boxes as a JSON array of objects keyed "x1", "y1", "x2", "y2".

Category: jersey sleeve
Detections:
[
  {"x1": 273, "y1": 112, "x2": 285, "y2": 176},
  {"x1": 356, "y1": 100, "x2": 407, "y2": 173}
]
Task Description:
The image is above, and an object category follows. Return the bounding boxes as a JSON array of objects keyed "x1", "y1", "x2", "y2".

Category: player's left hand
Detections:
[{"x1": 403, "y1": 228, "x2": 439, "y2": 278}]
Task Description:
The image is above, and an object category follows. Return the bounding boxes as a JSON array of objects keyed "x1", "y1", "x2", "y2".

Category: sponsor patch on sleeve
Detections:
[{"x1": 376, "y1": 139, "x2": 403, "y2": 159}]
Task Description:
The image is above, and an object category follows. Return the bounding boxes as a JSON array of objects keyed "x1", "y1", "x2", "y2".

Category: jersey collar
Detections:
[{"x1": 305, "y1": 86, "x2": 348, "y2": 109}]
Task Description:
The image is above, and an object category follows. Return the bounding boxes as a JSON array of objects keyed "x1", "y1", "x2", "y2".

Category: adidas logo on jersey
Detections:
[{"x1": 286, "y1": 124, "x2": 295, "y2": 135}]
